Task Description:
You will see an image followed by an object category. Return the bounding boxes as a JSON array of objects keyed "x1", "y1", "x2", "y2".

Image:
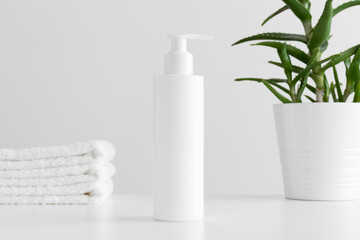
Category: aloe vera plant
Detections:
[{"x1": 232, "y1": 0, "x2": 360, "y2": 103}]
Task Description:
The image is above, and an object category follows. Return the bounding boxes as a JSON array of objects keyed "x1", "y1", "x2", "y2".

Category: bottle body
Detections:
[{"x1": 154, "y1": 74, "x2": 204, "y2": 221}]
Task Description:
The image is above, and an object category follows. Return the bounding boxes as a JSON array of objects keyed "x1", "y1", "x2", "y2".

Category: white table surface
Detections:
[{"x1": 1, "y1": 194, "x2": 360, "y2": 240}]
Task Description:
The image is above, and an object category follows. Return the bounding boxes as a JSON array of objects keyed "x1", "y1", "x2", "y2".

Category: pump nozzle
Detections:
[{"x1": 165, "y1": 34, "x2": 213, "y2": 75}]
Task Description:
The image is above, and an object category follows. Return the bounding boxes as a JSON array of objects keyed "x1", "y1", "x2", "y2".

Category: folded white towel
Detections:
[
  {"x1": 0, "y1": 162, "x2": 115, "y2": 179},
  {"x1": 0, "y1": 179, "x2": 113, "y2": 196},
  {"x1": 0, "y1": 140, "x2": 115, "y2": 163},
  {"x1": 0, "y1": 155, "x2": 92, "y2": 171},
  {"x1": 0, "y1": 175, "x2": 97, "y2": 187},
  {"x1": 0, "y1": 140, "x2": 116, "y2": 205},
  {"x1": 0, "y1": 180, "x2": 114, "y2": 205},
  {"x1": 0, "y1": 163, "x2": 116, "y2": 187}
]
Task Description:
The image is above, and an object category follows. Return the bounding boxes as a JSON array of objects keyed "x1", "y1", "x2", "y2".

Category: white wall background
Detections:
[{"x1": 0, "y1": 0, "x2": 359, "y2": 195}]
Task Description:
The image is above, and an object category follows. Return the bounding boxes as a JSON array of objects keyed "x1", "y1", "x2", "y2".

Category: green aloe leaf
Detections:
[
  {"x1": 349, "y1": 50, "x2": 360, "y2": 102},
  {"x1": 332, "y1": 65, "x2": 344, "y2": 102},
  {"x1": 269, "y1": 61, "x2": 303, "y2": 72},
  {"x1": 262, "y1": 5, "x2": 289, "y2": 26},
  {"x1": 305, "y1": 95, "x2": 316, "y2": 102},
  {"x1": 323, "y1": 75, "x2": 330, "y2": 102},
  {"x1": 296, "y1": 74, "x2": 309, "y2": 102},
  {"x1": 344, "y1": 58, "x2": 351, "y2": 74},
  {"x1": 355, "y1": 82, "x2": 360, "y2": 102},
  {"x1": 306, "y1": 84, "x2": 316, "y2": 94},
  {"x1": 320, "y1": 40, "x2": 329, "y2": 53},
  {"x1": 330, "y1": 83, "x2": 338, "y2": 102},
  {"x1": 322, "y1": 45, "x2": 360, "y2": 71},
  {"x1": 270, "y1": 82, "x2": 291, "y2": 95},
  {"x1": 254, "y1": 41, "x2": 310, "y2": 63},
  {"x1": 308, "y1": 0, "x2": 333, "y2": 50},
  {"x1": 234, "y1": 78, "x2": 287, "y2": 83},
  {"x1": 334, "y1": 0, "x2": 360, "y2": 17},
  {"x1": 277, "y1": 43, "x2": 293, "y2": 82},
  {"x1": 299, "y1": 0, "x2": 311, "y2": 9},
  {"x1": 344, "y1": 57, "x2": 356, "y2": 100},
  {"x1": 355, "y1": 86, "x2": 360, "y2": 102},
  {"x1": 268, "y1": 61, "x2": 316, "y2": 79},
  {"x1": 282, "y1": 0, "x2": 312, "y2": 23},
  {"x1": 232, "y1": 32, "x2": 307, "y2": 46},
  {"x1": 291, "y1": 49, "x2": 320, "y2": 87},
  {"x1": 234, "y1": 77, "x2": 291, "y2": 95},
  {"x1": 262, "y1": 81, "x2": 292, "y2": 103}
]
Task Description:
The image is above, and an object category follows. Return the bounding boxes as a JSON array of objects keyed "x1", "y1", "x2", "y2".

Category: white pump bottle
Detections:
[{"x1": 154, "y1": 34, "x2": 213, "y2": 221}]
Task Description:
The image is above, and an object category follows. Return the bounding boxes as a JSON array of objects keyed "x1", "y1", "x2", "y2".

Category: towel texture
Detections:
[
  {"x1": 0, "y1": 181, "x2": 114, "y2": 205},
  {"x1": 0, "y1": 155, "x2": 92, "y2": 170},
  {"x1": 0, "y1": 163, "x2": 115, "y2": 187},
  {"x1": 0, "y1": 140, "x2": 116, "y2": 205},
  {"x1": 0, "y1": 179, "x2": 113, "y2": 196},
  {"x1": 0, "y1": 163, "x2": 115, "y2": 179},
  {"x1": 0, "y1": 140, "x2": 115, "y2": 162}
]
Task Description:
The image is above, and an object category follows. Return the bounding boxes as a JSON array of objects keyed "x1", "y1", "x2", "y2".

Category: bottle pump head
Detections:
[{"x1": 165, "y1": 34, "x2": 213, "y2": 75}]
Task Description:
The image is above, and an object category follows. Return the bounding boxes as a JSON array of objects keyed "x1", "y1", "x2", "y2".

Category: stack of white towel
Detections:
[{"x1": 0, "y1": 140, "x2": 116, "y2": 205}]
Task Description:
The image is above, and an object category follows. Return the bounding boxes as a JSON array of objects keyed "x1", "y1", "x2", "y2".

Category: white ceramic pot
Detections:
[{"x1": 274, "y1": 103, "x2": 360, "y2": 201}]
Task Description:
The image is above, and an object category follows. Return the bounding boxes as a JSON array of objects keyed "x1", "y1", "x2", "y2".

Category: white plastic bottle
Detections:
[{"x1": 154, "y1": 34, "x2": 213, "y2": 221}]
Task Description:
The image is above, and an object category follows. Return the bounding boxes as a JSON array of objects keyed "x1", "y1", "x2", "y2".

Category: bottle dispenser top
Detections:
[{"x1": 164, "y1": 34, "x2": 213, "y2": 75}]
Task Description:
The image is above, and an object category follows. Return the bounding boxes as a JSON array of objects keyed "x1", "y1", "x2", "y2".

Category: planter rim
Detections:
[
  {"x1": 273, "y1": 102, "x2": 360, "y2": 105},
  {"x1": 273, "y1": 102, "x2": 360, "y2": 108}
]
